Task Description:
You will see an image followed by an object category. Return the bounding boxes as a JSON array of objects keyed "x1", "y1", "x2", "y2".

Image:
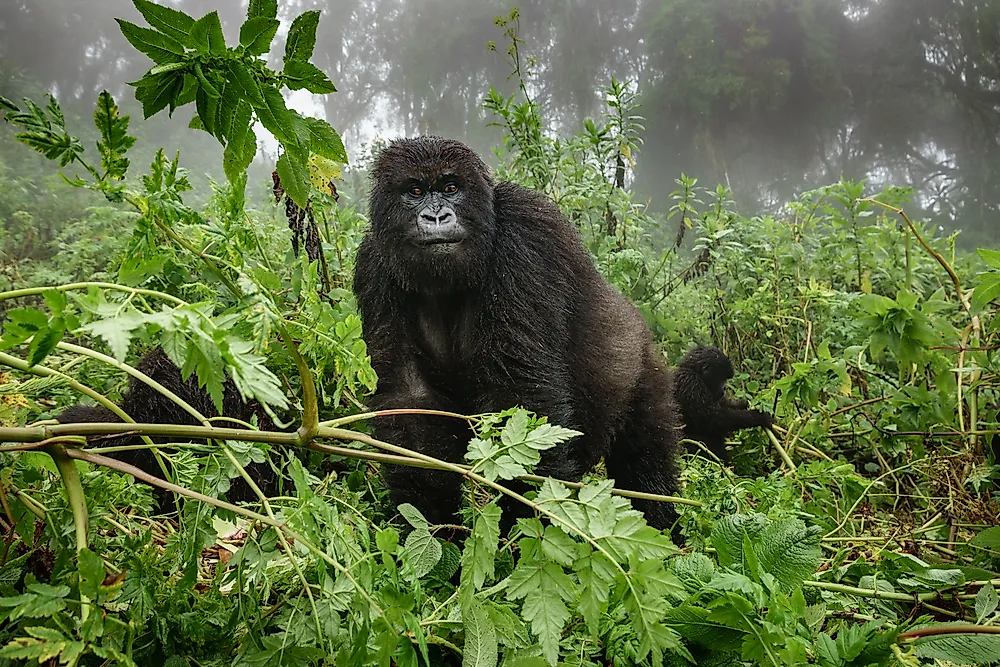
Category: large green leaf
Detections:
[
  {"x1": 222, "y1": 101, "x2": 256, "y2": 183},
  {"x1": 284, "y1": 10, "x2": 320, "y2": 62},
  {"x1": 463, "y1": 602, "x2": 499, "y2": 667},
  {"x1": 239, "y1": 16, "x2": 279, "y2": 55},
  {"x1": 116, "y1": 19, "x2": 185, "y2": 64},
  {"x1": 283, "y1": 60, "x2": 337, "y2": 94},
  {"x1": 132, "y1": 0, "x2": 195, "y2": 46},
  {"x1": 276, "y1": 145, "x2": 311, "y2": 207},
  {"x1": 190, "y1": 11, "x2": 226, "y2": 55}
]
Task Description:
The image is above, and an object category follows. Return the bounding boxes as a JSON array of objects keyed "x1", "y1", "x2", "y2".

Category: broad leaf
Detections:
[
  {"x1": 116, "y1": 19, "x2": 185, "y2": 64},
  {"x1": 132, "y1": 0, "x2": 195, "y2": 46},
  {"x1": 402, "y1": 529, "x2": 442, "y2": 578},
  {"x1": 283, "y1": 60, "x2": 337, "y2": 94},
  {"x1": 463, "y1": 603, "x2": 499, "y2": 667},
  {"x1": 284, "y1": 10, "x2": 320, "y2": 62},
  {"x1": 239, "y1": 16, "x2": 279, "y2": 55},
  {"x1": 190, "y1": 11, "x2": 226, "y2": 55},
  {"x1": 276, "y1": 145, "x2": 311, "y2": 207}
]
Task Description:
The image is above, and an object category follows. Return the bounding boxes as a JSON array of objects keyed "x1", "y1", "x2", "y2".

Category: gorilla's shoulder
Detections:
[{"x1": 492, "y1": 181, "x2": 577, "y2": 242}]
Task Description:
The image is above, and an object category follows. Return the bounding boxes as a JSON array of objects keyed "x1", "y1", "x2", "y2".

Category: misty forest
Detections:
[{"x1": 2, "y1": 1, "x2": 1000, "y2": 666}]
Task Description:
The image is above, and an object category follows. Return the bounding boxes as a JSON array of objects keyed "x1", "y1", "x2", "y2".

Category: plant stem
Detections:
[
  {"x1": 45, "y1": 443, "x2": 90, "y2": 623},
  {"x1": 0, "y1": 282, "x2": 187, "y2": 306}
]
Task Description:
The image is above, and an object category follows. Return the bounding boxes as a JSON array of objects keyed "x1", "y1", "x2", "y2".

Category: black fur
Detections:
[
  {"x1": 353, "y1": 136, "x2": 682, "y2": 534},
  {"x1": 54, "y1": 348, "x2": 279, "y2": 511},
  {"x1": 674, "y1": 345, "x2": 773, "y2": 462}
]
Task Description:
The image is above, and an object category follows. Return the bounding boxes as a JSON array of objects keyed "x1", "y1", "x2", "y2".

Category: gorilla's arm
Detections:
[{"x1": 701, "y1": 395, "x2": 773, "y2": 435}]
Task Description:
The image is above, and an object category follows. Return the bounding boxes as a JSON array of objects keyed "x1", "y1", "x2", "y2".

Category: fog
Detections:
[{"x1": 2, "y1": 0, "x2": 998, "y2": 246}]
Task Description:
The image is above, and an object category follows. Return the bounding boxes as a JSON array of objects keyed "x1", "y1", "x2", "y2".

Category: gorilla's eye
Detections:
[
  {"x1": 443, "y1": 182, "x2": 459, "y2": 194},
  {"x1": 409, "y1": 185, "x2": 424, "y2": 197}
]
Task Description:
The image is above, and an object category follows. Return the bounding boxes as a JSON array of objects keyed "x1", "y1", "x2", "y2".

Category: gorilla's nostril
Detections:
[{"x1": 437, "y1": 211, "x2": 453, "y2": 223}]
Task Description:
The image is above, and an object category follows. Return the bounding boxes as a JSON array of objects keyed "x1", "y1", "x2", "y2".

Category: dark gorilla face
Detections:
[
  {"x1": 681, "y1": 346, "x2": 735, "y2": 400},
  {"x1": 368, "y1": 137, "x2": 496, "y2": 293}
]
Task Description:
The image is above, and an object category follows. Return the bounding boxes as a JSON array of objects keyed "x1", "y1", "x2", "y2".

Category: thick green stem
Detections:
[
  {"x1": 804, "y1": 579, "x2": 976, "y2": 602},
  {"x1": 0, "y1": 282, "x2": 186, "y2": 306},
  {"x1": 45, "y1": 443, "x2": 90, "y2": 623}
]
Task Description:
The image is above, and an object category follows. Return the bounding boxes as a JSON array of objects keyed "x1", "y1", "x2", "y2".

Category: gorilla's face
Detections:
[{"x1": 369, "y1": 137, "x2": 496, "y2": 292}]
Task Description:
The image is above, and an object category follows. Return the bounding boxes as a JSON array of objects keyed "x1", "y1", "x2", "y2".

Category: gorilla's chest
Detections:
[{"x1": 411, "y1": 294, "x2": 480, "y2": 369}]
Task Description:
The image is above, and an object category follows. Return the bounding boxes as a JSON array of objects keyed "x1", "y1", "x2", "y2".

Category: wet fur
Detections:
[
  {"x1": 55, "y1": 348, "x2": 279, "y2": 511},
  {"x1": 674, "y1": 345, "x2": 773, "y2": 462},
  {"x1": 354, "y1": 136, "x2": 683, "y2": 535}
]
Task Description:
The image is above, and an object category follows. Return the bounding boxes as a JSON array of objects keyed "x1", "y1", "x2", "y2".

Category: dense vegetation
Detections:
[{"x1": 1, "y1": 2, "x2": 999, "y2": 666}]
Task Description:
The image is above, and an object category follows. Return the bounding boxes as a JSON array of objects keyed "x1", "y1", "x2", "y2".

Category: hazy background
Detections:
[{"x1": 2, "y1": 0, "x2": 998, "y2": 247}]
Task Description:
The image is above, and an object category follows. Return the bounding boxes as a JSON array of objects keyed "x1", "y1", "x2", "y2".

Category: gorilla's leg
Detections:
[
  {"x1": 376, "y1": 410, "x2": 472, "y2": 527},
  {"x1": 604, "y1": 364, "x2": 682, "y2": 535}
]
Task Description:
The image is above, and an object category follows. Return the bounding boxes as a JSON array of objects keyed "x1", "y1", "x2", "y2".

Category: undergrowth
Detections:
[{"x1": 0, "y1": 4, "x2": 998, "y2": 666}]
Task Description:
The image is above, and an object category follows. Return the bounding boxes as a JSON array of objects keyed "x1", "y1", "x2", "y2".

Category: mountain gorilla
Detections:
[
  {"x1": 55, "y1": 348, "x2": 279, "y2": 511},
  {"x1": 353, "y1": 136, "x2": 682, "y2": 534},
  {"x1": 673, "y1": 345, "x2": 773, "y2": 462}
]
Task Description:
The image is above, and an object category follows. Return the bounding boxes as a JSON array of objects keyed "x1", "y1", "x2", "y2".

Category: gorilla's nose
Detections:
[{"x1": 420, "y1": 209, "x2": 453, "y2": 225}]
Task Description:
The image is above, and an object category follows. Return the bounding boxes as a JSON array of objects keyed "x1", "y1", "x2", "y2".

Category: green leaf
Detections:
[
  {"x1": 248, "y1": 0, "x2": 278, "y2": 20},
  {"x1": 507, "y1": 543, "x2": 575, "y2": 666},
  {"x1": 402, "y1": 529, "x2": 442, "y2": 579},
  {"x1": 77, "y1": 548, "x2": 105, "y2": 601},
  {"x1": 116, "y1": 18, "x2": 185, "y2": 64},
  {"x1": 912, "y1": 623, "x2": 1000, "y2": 664},
  {"x1": 976, "y1": 582, "x2": 998, "y2": 623},
  {"x1": 284, "y1": 10, "x2": 320, "y2": 63},
  {"x1": 711, "y1": 513, "x2": 769, "y2": 568},
  {"x1": 226, "y1": 60, "x2": 266, "y2": 107},
  {"x1": 0, "y1": 95, "x2": 16, "y2": 112},
  {"x1": 190, "y1": 11, "x2": 226, "y2": 55},
  {"x1": 397, "y1": 503, "x2": 430, "y2": 530},
  {"x1": 283, "y1": 60, "x2": 337, "y2": 94},
  {"x1": 132, "y1": 0, "x2": 195, "y2": 46},
  {"x1": 133, "y1": 71, "x2": 185, "y2": 119},
  {"x1": 522, "y1": 422, "x2": 583, "y2": 450},
  {"x1": 94, "y1": 90, "x2": 137, "y2": 179},
  {"x1": 239, "y1": 16, "x2": 279, "y2": 55},
  {"x1": 0, "y1": 626, "x2": 84, "y2": 664},
  {"x1": 26, "y1": 323, "x2": 63, "y2": 368},
  {"x1": 276, "y1": 145, "x2": 311, "y2": 207},
  {"x1": 463, "y1": 602, "x2": 499, "y2": 667},
  {"x1": 222, "y1": 100, "x2": 256, "y2": 182},
  {"x1": 0, "y1": 307, "x2": 48, "y2": 349},
  {"x1": 80, "y1": 313, "x2": 144, "y2": 361},
  {"x1": 973, "y1": 274, "x2": 1000, "y2": 313},
  {"x1": 298, "y1": 115, "x2": 348, "y2": 163},
  {"x1": 978, "y1": 247, "x2": 1000, "y2": 271},
  {"x1": 255, "y1": 87, "x2": 296, "y2": 144},
  {"x1": 754, "y1": 519, "x2": 823, "y2": 589}
]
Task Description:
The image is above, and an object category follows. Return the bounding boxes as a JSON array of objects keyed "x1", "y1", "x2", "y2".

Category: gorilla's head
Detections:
[
  {"x1": 678, "y1": 345, "x2": 734, "y2": 400},
  {"x1": 368, "y1": 136, "x2": 496, "y2": 293}
]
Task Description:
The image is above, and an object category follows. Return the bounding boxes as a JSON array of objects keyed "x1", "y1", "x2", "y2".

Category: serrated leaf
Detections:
[
  {"x1": 468, "y1": 503, "x2": 501, "y2": 589},
  {"x1": 276, "y1": 145, "x2": 311, "y2": 207},
  {"x1": 973, "y1": 275, "x2": 1000, "y2": 313},
  {"x1": 576, "y1": 550, "x2": 615, "y2": 637},
  {"x1": 283, "y1": 59, "x2": 337, "y2": 94},
  {"x1": 540, "y1": 525, "x2": 580, "y2": 567},
  {"x1": 190, "y1": 11, "x2": 226, "y2": 55},
  {"x1": 26, "y1": 324, "x2": 63, "y2": 367},
  {"x1": 912, "y1": 623, "x2": 1000, "y2": 664},
  {"x1": 507, "y1": 553, "x2": 575, "y2": 666},
  {"x1": 284, "y1": 10, "x2": 320, "y2": 62},
  {"x1": 134, "y1": 71, "x2": 185, "y2": 119},
  {"x1": 523, "y1": 422, "x2": 583, "y2": 450},
  {"x1": 500, "y1": 409, "x2": 530, "y2": 449},
  {"x1": 397, "y1": 503, "x2": 430, "y2": 530},
  {"x1": 255, "y1": 86, "x2": 296, "y2": 144},
  {"x1": 976, "y1": 582, "x2": 998, "y2": 623},
  {"x1": 662, "y1": 604, "x2": 746, "y2": 652},
  {"x1": 972, "y1": 527, "x2": 1000, "y2": 549},
  {"x1": 239, "y1": 16, "x2": 279, "y2": 55},
  {"x1": 116, "y1": 18, "x2": 185, "y2": 64},
  {"x1": 94, "y1": 90, "x2": 137, "y2": 179},
  {"x1": 133, "y1": 0, "x2": 195, "y2": 46},
  {"x1": 711, "y1": 513, "x2": 769, "y2": 568},
  {"x1": 463, "y1": 602, "x2": 499, "y2": 667},
  {"x1": 403, "y1": 529, "x2": 442, "y2": 578},
  {"x1": 978, "y1": 247, "x2": 1000, "y2": 270},
  {"x1": 248, "y1": 0, "x2": 277, "y2": 20},
  {"x1": 754, "y1": 519, "x2": 822, "y2": 589},
  {"x1": 222, "y1": 101, "x2": 256, "y2": 182},
  {"x1": 78, "y1": 548, "x2": 105, "y2": 601},
  {"x1": 226, "y1": 60, "x2": 265, "y2": 107}
]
